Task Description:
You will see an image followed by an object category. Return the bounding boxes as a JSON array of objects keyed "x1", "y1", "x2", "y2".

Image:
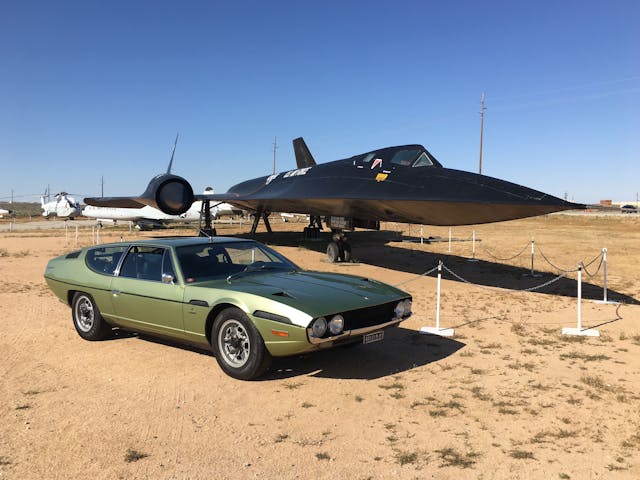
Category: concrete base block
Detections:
[
  {"x1": 420, "y1": 326, "x2": 455, "y2": 337},
  {"x1": 561, "y1": 327, "x2": 600, "y2": 337}
]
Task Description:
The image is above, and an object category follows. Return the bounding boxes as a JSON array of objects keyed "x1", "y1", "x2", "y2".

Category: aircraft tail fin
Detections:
[
  {"x1": 293, "y1": 137, "x2": 316, "y2": 169},
  {"x1": 167, "y1": 133, "x2": 179, "y2": 174}
]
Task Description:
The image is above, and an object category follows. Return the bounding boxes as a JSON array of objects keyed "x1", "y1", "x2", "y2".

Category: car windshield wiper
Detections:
[{"x1": 226, "y1": 264, "x2": 295, "y2": 283}]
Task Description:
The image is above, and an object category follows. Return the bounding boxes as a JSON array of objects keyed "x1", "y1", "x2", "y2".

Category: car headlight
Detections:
[
  {"x1": 403, "y1": 299, "x2": 412, "y2": 316},
  {"x1": 311, "y1": 317, "x2": 327, "y2": 337},
  {"x1": 328, "y1": 314, "x2": 344, "y2": 335},
  {"x1": 394, "y1": 301, "x2": 405, "y2": 318}
]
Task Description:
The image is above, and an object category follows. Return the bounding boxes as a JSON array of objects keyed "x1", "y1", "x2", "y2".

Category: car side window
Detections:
[
  {"x1": 86, "y1": 245, "x2": 127, "y2": 275},
  {"x1": 119, "y1": 246, "x2": 166, "y2": 282}
]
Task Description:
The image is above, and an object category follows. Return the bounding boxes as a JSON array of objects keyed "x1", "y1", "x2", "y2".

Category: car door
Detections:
[{"x1": 110, "y1": 245, "x2": 186, "y2": 338}]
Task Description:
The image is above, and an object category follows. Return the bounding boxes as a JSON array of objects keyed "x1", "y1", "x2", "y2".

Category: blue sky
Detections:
[{"x1": 1, "y1": 0, "x2": 638, "y2": 204}]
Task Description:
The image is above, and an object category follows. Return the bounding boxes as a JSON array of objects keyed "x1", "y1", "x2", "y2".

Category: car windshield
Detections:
[{"x1": 176, "y1": 241, "x2": 298, "y2": 283}]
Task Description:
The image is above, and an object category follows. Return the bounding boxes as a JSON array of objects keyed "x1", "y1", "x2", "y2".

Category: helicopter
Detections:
[{"x1": 41, "y1": 189, "x2": 82, "y2": 219}]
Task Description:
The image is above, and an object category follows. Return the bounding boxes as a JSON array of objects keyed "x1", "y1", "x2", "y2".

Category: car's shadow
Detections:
[
  {"x1": 263, "y1": 327, "x2": 465, "y2": 380},
  {"x1": 118, "y1": 327, "x2": 464, "y2": 381},
  {"x1": 243, "y1": 230, "x2": 638, "y2": 305}
]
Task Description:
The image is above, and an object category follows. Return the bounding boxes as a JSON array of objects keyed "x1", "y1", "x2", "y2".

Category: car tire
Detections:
[
  {"x1": 71, "y1": 292, "x2": 111, "y2": 341},
  {"x1": 211, "y1": 307, "x2": 272, "y2": 380}
]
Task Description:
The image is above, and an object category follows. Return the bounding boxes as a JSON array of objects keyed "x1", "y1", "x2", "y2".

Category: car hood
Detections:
[{"x1": 197, "y1": 270, "x2": 408, "y2": 320}]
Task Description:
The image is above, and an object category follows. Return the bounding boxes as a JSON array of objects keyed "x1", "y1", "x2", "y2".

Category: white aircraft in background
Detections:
[
  {"x1": 41, "y1": 192, "x2": 82, "y2": 219},
  {"x1": 0, "y1": 207, "x2": 14, "y2": 218},
  {"x1": 82, "y1": 187, "x2": 243, "y2": 230}
]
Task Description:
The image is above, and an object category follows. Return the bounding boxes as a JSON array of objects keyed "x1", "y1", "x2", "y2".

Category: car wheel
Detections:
[
  {"x1": 327, "y1": 242, "x2": 340, "y2": 263},
  {"x1": 212, "y1": 307, "x2": 272, "y2": 380},
  {"x1": 71, "y1": 292, "x2": 111, "y2": 341}
]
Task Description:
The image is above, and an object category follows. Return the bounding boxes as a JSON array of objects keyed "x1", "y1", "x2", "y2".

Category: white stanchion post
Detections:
[
  {"x1": 523, "y1": 239, "x2": 542, "y2": 277},
  {"x1": 96, "y1": 225, "x2": 100, "y2": 244},
  {"x1": 420, "y1": 225, "x2": 424, "y2": 245},
  {"x1": 129, "y1": 221, "x2": 132, "y2": 233},
  {"x1": 562, "y1": 264, "x2": 599, "y2": 337},
  {"x1": 594, "y1": 248, "x2": 619, "y2": 305},
  {"x1": 467, "y1": 230, "x2": 479, "y2": 262},
  {"x1": 420, "y1": 261, "x2": 454, "y2": 336},
  {"x1": 603, "y1": 248, "x2": 607, "y2": 303},
  {"x1": 65, "y1": 222, "x2": 68, "y2": 242},
  {"x1": 92, "y1": 226, "x2": 95, "y2": 245},
  {"x1": 448, "y1": 227, "x2": 452, "y2": 253}
]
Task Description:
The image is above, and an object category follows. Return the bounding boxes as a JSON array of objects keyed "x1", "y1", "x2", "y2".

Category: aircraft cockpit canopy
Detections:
[{"x1": 352, "y1": 145, "x2": 442, "y2": 169}]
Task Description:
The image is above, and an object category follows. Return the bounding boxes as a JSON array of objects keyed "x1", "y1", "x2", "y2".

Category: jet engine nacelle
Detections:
[{"x1": 140, "y1": 173, "x2": 195, "y2": 215}]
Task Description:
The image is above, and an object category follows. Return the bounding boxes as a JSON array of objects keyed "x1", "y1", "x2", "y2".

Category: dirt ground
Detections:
[{"x1": 1, "y1": 214, "x2": 639, "y2": 479}]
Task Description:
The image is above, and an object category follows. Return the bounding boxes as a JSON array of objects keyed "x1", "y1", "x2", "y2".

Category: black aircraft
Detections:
[{"x1": 85, "y1": 138, "x2": 581, "y2": 262}]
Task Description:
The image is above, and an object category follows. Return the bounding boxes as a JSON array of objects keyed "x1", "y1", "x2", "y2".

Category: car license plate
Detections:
[{"x1": 363, "y1": 330, "x2": 384, "y2": 344}]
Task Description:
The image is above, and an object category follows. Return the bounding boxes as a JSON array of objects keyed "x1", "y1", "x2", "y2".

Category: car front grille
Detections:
[{"x1": 342, "y1": 301, "x2": 399, "y2": 330}]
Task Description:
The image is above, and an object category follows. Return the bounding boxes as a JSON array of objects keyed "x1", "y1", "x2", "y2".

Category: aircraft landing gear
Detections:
[
  {"x1": 303, "y1": 215, "x2": 323, "y2": 239},
  {"x1": 327, "y1": 231, "x2": 351, "y2": 263},
  {"x1": 250, "y1": 209, "x2": 272, "y2": 235},
  {"x1": 198, "y1": 198, "x2": 217, "y2": 237}
]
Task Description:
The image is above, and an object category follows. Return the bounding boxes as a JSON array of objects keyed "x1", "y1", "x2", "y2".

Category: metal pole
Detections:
[
  {"x1": 602, "y1": 248, "x2": 608, "y2": 303},
  {"x1": 577, "y1": 264, "x2": 582, "y2": 331},
  {"x1": 530, "y1": 240, "x2": 535, "y2": 275},
  {"x1": 436, "y1": 261, "x2": 442, "y2": 330},
  {"x1": 92, "y1": 226, "x2": 95, "y2": 245},
  {"x1": 272, "y1": 136, "x2": 277, "y2": 175},
  {"x1": 420, "y1": 225, "x2": 424, "y2": 245},
  {"x1": 448, "y1": 227, "x2": 452, "y2": 253},
  {"x1": 472, "y1": 230, "x2": 476, "y2": 259},
  {"x1": 478, "y1": 91, "x2": 485, "y2": 175},
  {"x1": 65, "y1": 222, "x2": 68, "y2": 242}
]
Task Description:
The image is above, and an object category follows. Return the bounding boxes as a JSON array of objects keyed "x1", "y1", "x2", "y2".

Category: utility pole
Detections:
[
  {"x1": 101, "y1": 176, "x2": 104, "y2": 197},
  {"x1": 10, "y1": 189, "x2": 13, "y2": 204},
  {"x1": 478, "y1": 91, "x2": 486, "y2": 175},
  {"x1": 272, "y1": 136, "x2": 278, "y2": 174}
]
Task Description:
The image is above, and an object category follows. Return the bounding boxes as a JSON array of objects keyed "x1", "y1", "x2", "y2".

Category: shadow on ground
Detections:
[
  {"x1": 127, "y1": 327, "x2": 464, "y2": 381},
  {"x1": 264, "y1": 327, "x2": 464, "y2": 380},
  {"x1": 243, "y1": 230, "x2": 639, "y2": 305}
]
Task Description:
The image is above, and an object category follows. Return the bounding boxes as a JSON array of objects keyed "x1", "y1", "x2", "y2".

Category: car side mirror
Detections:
[{"x1": 162, "y1": 273, "x2": 174, "y2": 284}]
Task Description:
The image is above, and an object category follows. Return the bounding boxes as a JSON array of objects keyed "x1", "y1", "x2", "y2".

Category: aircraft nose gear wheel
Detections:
[
  {"x1": 326, "y1": 232, "x2": 352, "y2": 263},
  {"x1": 211, "y1": 307, "x2": 272, "y2": 380}
]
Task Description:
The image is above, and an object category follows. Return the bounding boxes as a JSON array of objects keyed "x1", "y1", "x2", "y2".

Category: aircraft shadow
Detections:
[
  {"x1": 246, "y1": 230, "x2": 638, "y2": 305},
  {"x1": 122, "y1": 328, "x2": 463, "y2": 381}
]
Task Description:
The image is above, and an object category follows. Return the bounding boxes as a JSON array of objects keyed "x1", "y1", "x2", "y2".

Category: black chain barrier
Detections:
[
  {"x1": 393, "y1": 240, "x2": 610, "y2": 302},
  {"x1": 480, "y1": 242, "x2": 530, "y2": 262}
]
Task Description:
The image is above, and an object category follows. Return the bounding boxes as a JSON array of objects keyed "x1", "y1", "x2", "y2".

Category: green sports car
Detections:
[{"x1": 44, "y1": 237, "x2": 412, "y2": 379}]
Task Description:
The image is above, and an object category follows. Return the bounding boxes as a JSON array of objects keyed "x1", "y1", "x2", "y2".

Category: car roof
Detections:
[{"x1": 92, "y1": 236, "x2": 252, "y2": 249}]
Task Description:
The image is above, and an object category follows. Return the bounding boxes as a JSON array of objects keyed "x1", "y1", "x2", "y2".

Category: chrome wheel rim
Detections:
[
  {"x1": 218, "y1": 319, "x2": 250, "y2": 368},
  {"x1": 75, "y1": 296, "x2": 94, "y2": 332}
]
